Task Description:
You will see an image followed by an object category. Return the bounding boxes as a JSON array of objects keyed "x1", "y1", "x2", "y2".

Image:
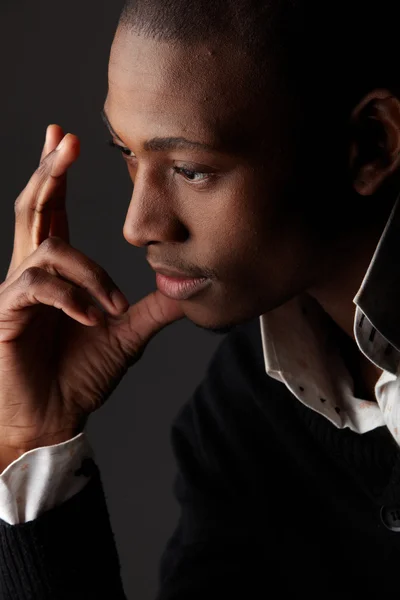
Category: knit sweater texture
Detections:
[{"x1": 1, "y1": 316, "x2": 400, "y2": 598}]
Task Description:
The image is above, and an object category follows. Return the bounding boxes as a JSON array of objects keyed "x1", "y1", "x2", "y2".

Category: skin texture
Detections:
[{"x1": 104, "y1": 27, "x2": 400, "y2": 402}]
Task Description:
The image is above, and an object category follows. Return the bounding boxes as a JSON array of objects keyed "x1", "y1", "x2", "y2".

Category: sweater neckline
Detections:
[{"x1": 293, "y1": 389, "x2": 400, "y2": 505}]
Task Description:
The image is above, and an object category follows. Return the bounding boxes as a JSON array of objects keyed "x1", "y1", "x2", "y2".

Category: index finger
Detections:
[
  {"x1": 31, "y1": 133, "x2": 79, "y2": 246},
  {"x1": 37, "y1": 124, "x2": 70, "y2": 244},
  {"x1": 39, "y1": 124, "x2": 65, "y2": 164},
  {"x1": 9, "y1": 130, "x2": 79, "y2": 275}
]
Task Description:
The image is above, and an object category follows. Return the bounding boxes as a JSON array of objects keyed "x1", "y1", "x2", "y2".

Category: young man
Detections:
[{"x1": 1, "y1": 0, "x2": 400, "y2": 597}]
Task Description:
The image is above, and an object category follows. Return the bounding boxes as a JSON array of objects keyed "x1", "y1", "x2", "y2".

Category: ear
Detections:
[{"x1": 349, "y1": 89, "x2": 400, "y2": 195}]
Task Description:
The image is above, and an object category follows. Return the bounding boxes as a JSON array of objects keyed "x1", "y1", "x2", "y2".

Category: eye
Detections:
[
  {"x1": 108, "y1": 140, "x2": 136, "y2": 159},
  {"x1": 174, "y1": 166, "x2": 210, "y2": 182},
  {"x1": 107, "y1": 139, "x2": 213, "y2": 185}
]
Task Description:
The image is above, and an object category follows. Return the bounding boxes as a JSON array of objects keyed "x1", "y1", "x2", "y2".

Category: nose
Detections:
[{"x1": 122, "y1": 171, "x2": 188, "y2": 247}]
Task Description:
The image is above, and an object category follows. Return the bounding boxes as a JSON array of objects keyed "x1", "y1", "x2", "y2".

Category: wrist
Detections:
[{"x1": 0, "y1": 428, "x2": 84, "y2": 473}]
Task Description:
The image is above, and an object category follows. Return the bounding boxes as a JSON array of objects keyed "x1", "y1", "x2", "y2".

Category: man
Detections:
[{"x1": 1, "y1": 0, "x2": 400, "y2": 597}]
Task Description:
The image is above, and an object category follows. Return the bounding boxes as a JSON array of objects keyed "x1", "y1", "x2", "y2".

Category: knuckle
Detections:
[
  {"x1": 35, "y1": 158, "x2": 49, "y2": 179},
  {"x1": 20, "y1": 266, "x2": 45, "y2": 287},
  {"x1": 14, "y1": 156, "x2": 53, "y2": 217},
  {"x1": 14, "y1": 195, "x2": 23, "y2": 215},
  {"x1": 14, "y1": 158, "x2": 52, "y2": 217},
  {"x1": 40, "y1": 236, "x2": 64, "y2": 254}
]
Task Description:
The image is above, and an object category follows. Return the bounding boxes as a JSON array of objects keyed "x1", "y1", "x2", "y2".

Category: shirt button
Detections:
[{"x1": 380, "y1": 505, "x2": 400, "y2": 531}]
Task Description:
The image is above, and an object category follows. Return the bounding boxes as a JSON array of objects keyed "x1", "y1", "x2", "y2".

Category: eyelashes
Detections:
[
  {"x1": 107, "y1": 139, "x2": 134, "y2": 158},
  {"x1": 106, "y1": 138, "x2": 213, "y2": 184}
]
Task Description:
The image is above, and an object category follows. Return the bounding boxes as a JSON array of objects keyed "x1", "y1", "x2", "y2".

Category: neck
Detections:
[{"x1": 307, "y1": 219, "x2": 390, "y2": 402}]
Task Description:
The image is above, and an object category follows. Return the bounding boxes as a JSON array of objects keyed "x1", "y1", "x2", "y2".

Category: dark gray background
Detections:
[{"x1": 0, "y1": 2, "x2": 224, "y2": 598}]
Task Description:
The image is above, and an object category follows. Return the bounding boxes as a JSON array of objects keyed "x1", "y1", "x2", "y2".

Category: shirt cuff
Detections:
[{"x1": 0, "y1": 431, "x2": 95, "y2": 525}]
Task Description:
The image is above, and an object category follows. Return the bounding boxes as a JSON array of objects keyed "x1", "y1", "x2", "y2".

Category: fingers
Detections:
[
  {"x1": 10, "y1": 128, "x2": 79, "y2": 275},
  {"x1": 39, "y1": 124, "x2": 64, "y2": 164},
  {"x1": 31, "y1": 133, "x2": 79, "y2": 247},
  {"x1": 3, "y1": 236, "x2": 129, "y2": 318},
  {"x1": 35, "y1": 124, "x2": 69, "y2": 246},
  {"x1": 0, "y1": 267, "x2": 105, "y2": 342}
]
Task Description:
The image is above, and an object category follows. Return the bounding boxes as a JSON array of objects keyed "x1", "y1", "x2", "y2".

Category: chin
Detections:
[{"x1": 182, "y1": 298, "x2": 261, "y2": 337}]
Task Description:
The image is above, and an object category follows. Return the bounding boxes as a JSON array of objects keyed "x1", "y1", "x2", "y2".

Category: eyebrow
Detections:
[{"x1": 100, "y1": 108, "x2": 218, "y2": 153}]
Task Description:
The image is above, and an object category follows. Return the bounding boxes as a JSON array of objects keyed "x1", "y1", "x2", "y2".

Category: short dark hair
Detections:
[{"x1": 118, "y1": 0, "x2": 400, "y2": 120}]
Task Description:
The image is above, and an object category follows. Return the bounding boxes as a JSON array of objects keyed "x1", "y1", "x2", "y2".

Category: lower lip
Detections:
[{"x1": 156, "y1": 272, "x2": 211, "y2": 300}]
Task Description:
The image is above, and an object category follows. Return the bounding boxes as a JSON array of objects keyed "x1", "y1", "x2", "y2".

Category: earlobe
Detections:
[
  {"x1": 353, "y1": 164, "x2": 385, "y2": 196},
  {"x1": 349, "y1": 89, "x2": 400, "y2": 196}
]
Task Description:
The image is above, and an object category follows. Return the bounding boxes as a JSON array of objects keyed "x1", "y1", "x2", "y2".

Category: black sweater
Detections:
[{"x1": 1, "y1": 316, "x2": 400, "y2": 599}]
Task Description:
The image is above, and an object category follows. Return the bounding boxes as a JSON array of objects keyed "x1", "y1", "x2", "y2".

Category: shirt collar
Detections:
[
  {"x1": 353, "y1": 194, "x2": 400, "y2": 360},
  {"x1": 259, "y1": 192, "x2": 400, "y2": 433}
]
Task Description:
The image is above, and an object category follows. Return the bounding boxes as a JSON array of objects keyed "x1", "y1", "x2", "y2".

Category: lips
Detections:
[
  {"x1": 149, "y1": 263, "x2": 206, "y2": 279},
  {"x1": 155, "y1": 272, "x2": 211, "y2": 300}
]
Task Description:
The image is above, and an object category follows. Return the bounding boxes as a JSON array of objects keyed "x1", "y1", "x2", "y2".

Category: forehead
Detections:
[{"x1": 106, "y1": 27, "x2": 283, "y2": 155}]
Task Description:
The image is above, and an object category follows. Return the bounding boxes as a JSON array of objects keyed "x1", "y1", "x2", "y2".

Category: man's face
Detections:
[{"x1": 104, "y1": 27, "x2": 345, "y2": 333}]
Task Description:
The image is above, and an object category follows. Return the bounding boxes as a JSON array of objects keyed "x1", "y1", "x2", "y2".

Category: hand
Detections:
[{"x1": 0, "y1": 124, "x2": 185, "y2": 469}]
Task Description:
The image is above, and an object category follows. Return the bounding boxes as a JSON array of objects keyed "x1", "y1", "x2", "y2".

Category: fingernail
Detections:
[{"x1": 56, "y1": 135, "x2": 67, "y2": 151}]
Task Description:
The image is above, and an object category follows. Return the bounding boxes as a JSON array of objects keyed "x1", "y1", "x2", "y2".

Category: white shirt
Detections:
[
  {"x1": 260, "y1": 193, "x2": 400, "y2": 440},
  {"x1": 2, "y1": 195, "x2": 400, "y2": 525}
]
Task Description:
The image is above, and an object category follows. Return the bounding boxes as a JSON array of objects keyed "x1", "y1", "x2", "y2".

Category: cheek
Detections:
[
  {"x1": 196, "y1": 198, "x2": 269, "y2": 280},
  {"x1": 217, "y1": 186, "x2": 285, "y2": 262},
  {"x1": 212, "y1": 187, "x2": 320, "y2": 292},
  {"x1": 186, "y1": 173, "x2": 320, "y2": 284}
]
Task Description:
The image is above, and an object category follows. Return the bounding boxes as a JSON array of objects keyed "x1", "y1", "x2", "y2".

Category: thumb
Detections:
[{"x1": 112, "y1": 289, "x2": 186, "y2": 354}]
